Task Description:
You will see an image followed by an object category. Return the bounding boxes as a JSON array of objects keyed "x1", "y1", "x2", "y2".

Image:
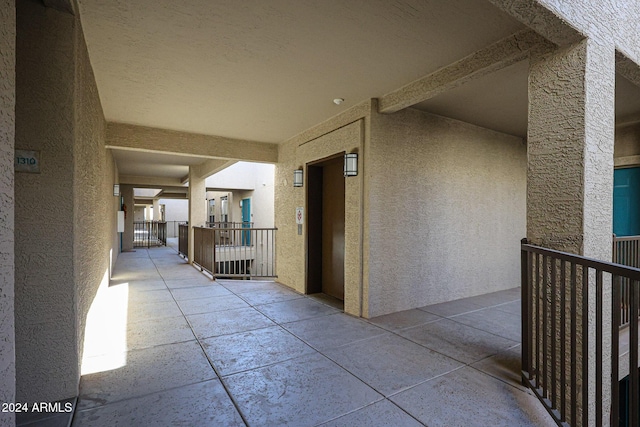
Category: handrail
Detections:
[
  {"x1": 523, "y1": 242, "x2": 640, "y2": 279},
  {"x1": 522, "y1": 240, "x2": 639, "y2": 427}
]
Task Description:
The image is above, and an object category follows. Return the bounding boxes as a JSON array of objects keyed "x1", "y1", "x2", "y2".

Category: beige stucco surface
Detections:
[
  {"x1": 188, "y1": 166, "x2": 206, "y2": 263},
  {"x1": 73, "y1": 14, "x2": 117, "y2": 381},
  {"x1": 15, "y1": 0, "x2": 118, "y2": 405},
  {"x1": 368, "y1": 108, "x2": 526, "y2": 316},
  {"x1": 120, "y1": 184, "x2": 134, "y2": 251},
  {"x1": 615, "y1": 122, "x2": 640, "y2": 164},
  {"x1": 0, "y1": 0, "x2": 15, "y2": 424},
  {"x1": 276, "y1": 115, "x2": 365, "y2": 317},
  {"x1": 528, "y1": 40, "x2": 615, "y2": 260},
  {"x1": 276, "y1": 101, "x2": 526, "y2": 318},
  {"x1": 15, "y1": 0, "x2": 78, "y2": 403},
  {"x1": 527, "y1": 38, "x2": 615, "y2": 427}
]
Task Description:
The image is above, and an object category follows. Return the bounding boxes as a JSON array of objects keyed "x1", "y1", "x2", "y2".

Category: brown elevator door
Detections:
[{"x1": 321, "y1": 157, "x2": 345, "y2": 300}]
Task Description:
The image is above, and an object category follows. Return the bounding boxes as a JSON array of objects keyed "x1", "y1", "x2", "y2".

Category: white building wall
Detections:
[
  {"x1": 206, "y1": 162, "x2": 275, "y2": 227},
  {"x1": 160, "y1": 199, "x2": 188, "y2": 222}
]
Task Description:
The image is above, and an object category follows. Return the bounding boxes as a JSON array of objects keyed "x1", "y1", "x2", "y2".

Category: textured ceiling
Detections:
[
  {"x1": 77, "y1": 0, "x2": 640, "y2": 180},
  {"x1": 77, "y1": 0, "x2": 524, "y2": 143},
  {"x1": 111, "y1": 150, "x2": 203, "y2": 178}
]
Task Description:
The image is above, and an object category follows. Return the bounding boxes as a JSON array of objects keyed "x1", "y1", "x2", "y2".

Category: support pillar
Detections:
[
  {"x1": 528, "y1": 38, "x2": 614, "y2": 426},
  {"x1": 188, "y1": 167, "x2": 206, "y2": 264},
  {"x1": 120, "y1": 184, "x2": 134, "y2": 251},
  {"x1": 528, "y1": 38, "x2": 615, "y2": 257},
  {"x1": 153, "y1": 199, "x2": 160, "y2": 221}
]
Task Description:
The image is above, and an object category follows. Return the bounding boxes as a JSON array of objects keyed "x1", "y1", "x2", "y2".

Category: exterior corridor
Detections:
[{"x1": 69, "y1": 245, "x2": 555, "y2": 426}]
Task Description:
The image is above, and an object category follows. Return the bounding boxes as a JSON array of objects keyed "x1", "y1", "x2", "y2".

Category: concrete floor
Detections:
[{"x1": 28, "y1": 243, "x2": 556, "y2": 426}]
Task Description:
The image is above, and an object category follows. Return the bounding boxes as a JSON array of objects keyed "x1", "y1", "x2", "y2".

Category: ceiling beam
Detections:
[
  {"x1": 107, "y1": 122, "x2": 279, "y2": 163},
  {"x1": 155, "y1": 192, "x2": 188, "y2": 200},
  {"x1": 486, "y1": 0, "x2": 584, "y2": 46},
  {"x1": 43, "y1": 0, "x2": 75, "y2": 15},
  {"x1": 378, "y1": 30, "x2": 553, "y2": 114},
  {"x1": 193, "y1": 159, "x2": 236, "y2": 179},
  {"x1": 616, "y1": 50, "x2": 640, "y2": 88},
  {"x1": 119, "y1": 175, "x2": 184, "y2": 187}
]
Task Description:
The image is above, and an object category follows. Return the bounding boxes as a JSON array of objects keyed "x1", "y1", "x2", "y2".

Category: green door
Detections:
[
  {"x1": 241, "y1": 198, "x2": 251, "y2": 245},
  {"x1": 614, "y1": 167, "x2": 640, "y2": 237}
]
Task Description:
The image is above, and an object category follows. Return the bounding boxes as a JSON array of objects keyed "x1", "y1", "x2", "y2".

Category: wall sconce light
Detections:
[
  {"x1": 344, "y1": 153, "x2": 358, "y2": 177},
  {"x1": 113, "y1": 184, "x2": 120, "y2": 196},
  {"x1": 293, "y1": 169, "x2": 304, "y2": 187}
]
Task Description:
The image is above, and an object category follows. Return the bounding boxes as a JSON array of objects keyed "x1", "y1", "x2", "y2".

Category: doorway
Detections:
[
  {"x1": 241, "y1": 197, "x2": 251, "y2": 245},
  {"x1": 307, "y1": 155, "x2": 345, "y2": 303},
  {"x1": 614, "y1": 167, "x2": 640, "y2": 236}
]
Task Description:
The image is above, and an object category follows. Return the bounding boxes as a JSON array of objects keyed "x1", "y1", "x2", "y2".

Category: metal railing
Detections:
[
  {"x1": 522, "y1": 239, "x2": 640, "y2": 427},
  {"x1": 192, "y1": 226, "x2": 276, "y2": 279},
  {"x1": 613, "y1": 234, "x2": 640, "y2": 328},
  {"x1": 133, "y1": 221, "x2": 166, "y2": 248},
  {"x1": 206, "y1": 221, "x2": 253, "y2": 229},
  {"x1": 178, "y1": 223, "x2": 188, "y2": 257}
]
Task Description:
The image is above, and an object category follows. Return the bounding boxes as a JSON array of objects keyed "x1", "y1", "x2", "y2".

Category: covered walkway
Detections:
[{"x1": 67, "y1": 245, "x2": 554, "y2": 426}]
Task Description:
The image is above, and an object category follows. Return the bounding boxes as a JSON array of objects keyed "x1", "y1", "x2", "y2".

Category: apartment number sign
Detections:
[{"x1": 15, "y1": 150, "x2": 40, "y2": 173}]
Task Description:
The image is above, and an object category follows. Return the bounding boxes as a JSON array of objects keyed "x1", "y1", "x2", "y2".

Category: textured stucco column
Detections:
[
  {"x1": 0, "y1": 0, "x2": 16, "y2": 425},
  {"x1": 152, "y1": 199, "x2": 160, "y2": 221},
  {"x1": 120, "y1": 184, "x2": 134, "y2": 251},
  {"x1": 528, "y1": 39, "x2": 614, "y2": 258},
  {"x1": 528, "y1": 38, "x2": 614, "y2": 426},
  {"x1": 188, "y1": 167, "x2": 206, "y2": 263}
]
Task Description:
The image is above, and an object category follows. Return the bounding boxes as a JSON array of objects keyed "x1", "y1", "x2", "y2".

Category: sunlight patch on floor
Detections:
[{"x1": 81, "y1": 269, "x2": 129, "y2": 375}]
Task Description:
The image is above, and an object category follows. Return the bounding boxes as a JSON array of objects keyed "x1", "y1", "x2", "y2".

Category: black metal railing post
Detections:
[
  {"x1": 521, "y1": 240, "x2": 640, "y2": 427},
  {"x1": 521, "y1": 237, "x2": 530, "y2": 385}
]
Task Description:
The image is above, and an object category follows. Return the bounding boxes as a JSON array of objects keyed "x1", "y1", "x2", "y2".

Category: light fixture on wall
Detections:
[
  {"x1": 344, "y1": 153, "x2": 358, "y2": 177},
  {"x1": 293, "y1": 169, "x2": 304, "y2": 187},
  {"x1": 113, "y1": 184, "x2": 120, "y2": 196}
]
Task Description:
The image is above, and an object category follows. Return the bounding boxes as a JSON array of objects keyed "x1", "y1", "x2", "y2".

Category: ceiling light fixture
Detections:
[{"x1": 333, "y1": 98, "x2": 344, "y2": 105}]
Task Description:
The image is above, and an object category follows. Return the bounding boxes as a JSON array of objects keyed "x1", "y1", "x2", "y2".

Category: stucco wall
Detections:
[
  {"x1": 0, "y1": 0, "x2": 15, "y2": 424},
  {"x1": 15, "y1": 0, "x2": 116, "y2": 404},
  {"x1": 276, "y1": 119, "x2": 365, "y2": 316},
  {"x1": 614, "y1": 122, "x2": 640, "y2": 164},
  {"x1": 489, "y1": 0, "x2": 640, "y2": 66},
  {"x1": 536, "y1": 0, "x2": 640, "y2": 64},
  {"x1": 73, "y1": 16, "x2": 114, "y2": 381},
  {"x1": 367, "y1": 108, "x2": 526, "y2": 316},
  {"x1": 15, "y1": 0, "x2": 78, "y2": 403},
  {"x1": 159, "y1": 198, "x2": 188, "y2": 222}
]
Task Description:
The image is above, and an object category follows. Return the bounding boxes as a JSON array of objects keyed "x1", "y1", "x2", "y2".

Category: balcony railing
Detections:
[
  {"x1": 206, "y1": 221, "x2": 253, "y2": 229},
  {"x1": 187, "y1": 226, "x2": 276, "y2": 279},
  {"x1": 178, "y1": 223, "x2": 188, "y2": 257},
  {"x1": 133, "y1": 221, "x2": 166, "y2": 248},
  {"x1": 613, "y1": 234, "x2": 640, "y2": 328},
  {"x1": 522, "y1": 239, "x2": 640, "y2": 427}
]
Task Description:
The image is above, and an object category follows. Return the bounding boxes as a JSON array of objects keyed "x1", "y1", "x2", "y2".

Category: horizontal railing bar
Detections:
[
  {"x1": 194, "y1": 226, "x2": 278, "y2": 232},
  {"x1": 523, "y1": 243, "x2": 640, "y2": 280},
  {"x1": 613, "y1": 234, "x2": 640, "y2": 242}
]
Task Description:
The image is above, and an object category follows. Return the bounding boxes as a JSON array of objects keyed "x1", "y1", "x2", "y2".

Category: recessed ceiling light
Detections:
[{"x1": 333, "y1": 98, "x2": 344, "y2": 105}]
